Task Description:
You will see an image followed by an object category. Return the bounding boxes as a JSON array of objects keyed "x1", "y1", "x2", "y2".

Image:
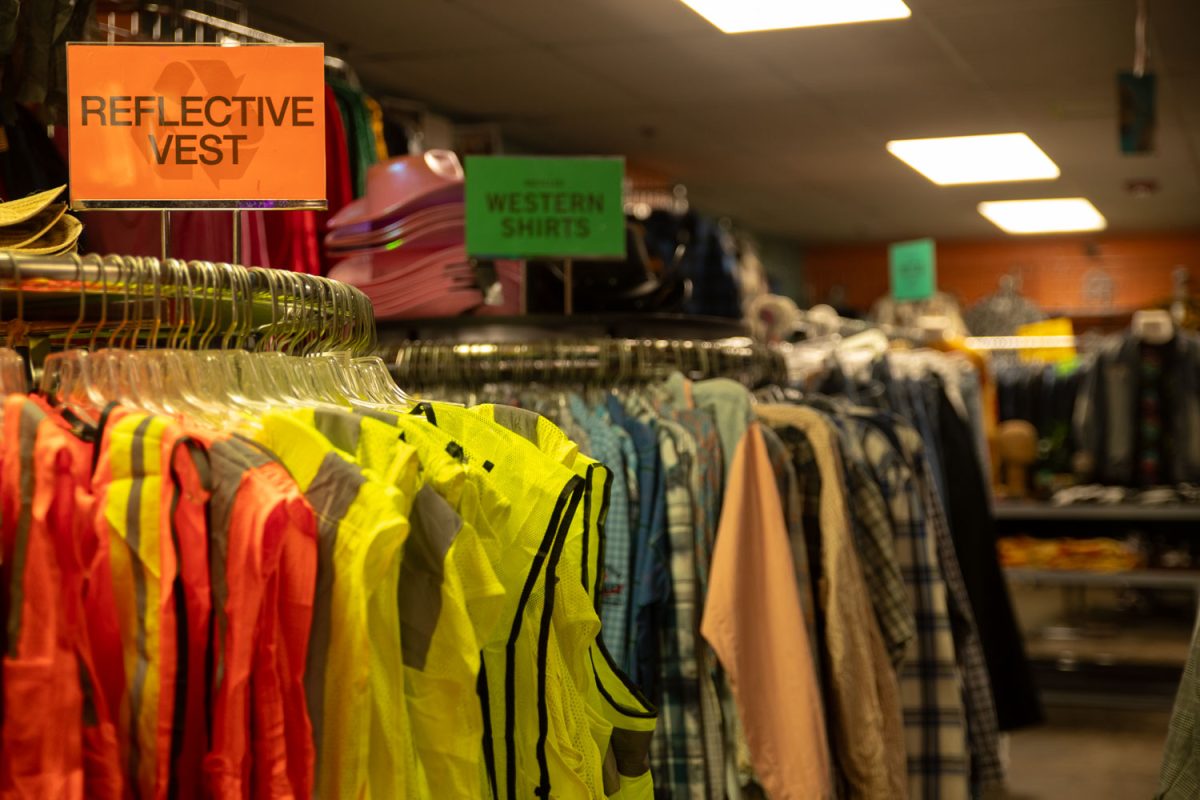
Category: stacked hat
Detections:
[
  {"x1": 326, "y1": 150, "x2": 484, "y2": 319},
  {"x1": 0, "y1": 186, "x2": 82, "y2": 256}
]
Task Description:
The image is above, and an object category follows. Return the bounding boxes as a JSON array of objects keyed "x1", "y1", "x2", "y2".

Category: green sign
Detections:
[
  {"x1": 889, "y1": 238, "x2": 937, "y2": 301},
  {"x1": 466, "y1": 156, "x2": 625, "y2": 259}
]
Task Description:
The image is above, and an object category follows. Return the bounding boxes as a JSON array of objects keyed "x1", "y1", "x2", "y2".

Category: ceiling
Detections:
[{"x1": 246, "y1": 0, "x2": 1200, "y2": 244}]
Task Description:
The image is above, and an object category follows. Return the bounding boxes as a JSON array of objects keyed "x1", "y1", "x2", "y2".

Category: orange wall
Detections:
[{"x1": 803, "y1": 233, "x2": 1200, "y2": 320}]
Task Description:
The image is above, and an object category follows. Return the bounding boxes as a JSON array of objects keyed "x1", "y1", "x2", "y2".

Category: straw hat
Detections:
[
  {"x1": 10, "y1": 214, "x2": 83, "y2": 255},
  {"x1": 0, "y1": 185, "x2": 66, "y2": 226},
  {"x1": 0, "y1": 203, "x2": 67, "y2": 249}
]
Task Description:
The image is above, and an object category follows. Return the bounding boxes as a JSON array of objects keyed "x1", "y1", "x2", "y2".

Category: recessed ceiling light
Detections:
[
  {"x1": 886, "y1": 133, "x2": 1060, "y2": 185},
  {"x1": 978, "y1": 198, "x2": 1107, "y2": 234},
  {"x1": 677, "y1": 0, "x2": 911, "y2": 33}
]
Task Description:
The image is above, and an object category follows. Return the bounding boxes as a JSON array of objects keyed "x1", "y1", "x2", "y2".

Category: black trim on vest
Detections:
[
  {"x1": 534, "y1": 479, "x2": 585, "y2": 798},
  {"x1": 410, "y1": 401, "x2": 438, "y2": 426},
  {"x1": 477, "y1": 661, "x2": 499, "y2": 799},
  {"x1": 503, "y1": 477, "x2": 581, "y2": 799},
  {"x1": 581, "y1": 463, "x2": 594, "y2": 592},
  {"x1": 90, "y1": 402, "x2": 120, "y2": 476}
]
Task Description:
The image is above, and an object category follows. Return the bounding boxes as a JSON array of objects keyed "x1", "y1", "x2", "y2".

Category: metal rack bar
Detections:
[{"x1": 389, "y1": 336, "x2": 786, "y2": 387}]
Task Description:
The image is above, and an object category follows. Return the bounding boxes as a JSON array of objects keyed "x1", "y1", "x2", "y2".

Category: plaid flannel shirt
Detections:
[
  {"x1": 894, "y1": 425, "x2": 1005, "y2": 792},
  {"x1": 850, "y1": 413, "x2": 970, "y2": 800},
  {"x1": 671, "y1": 407, "x2": 727, "y2": 800},
  {"x1": 1159, "y1": 627, "x2": 1200, "y2": 799},
  {"x1": 570, "y1": 395, "x2": 635, "y2": 668},
  {"x1": 763, "y1": 408, "x2": 908, "y2": 800},
  {"x1": 640, "y1": 380, "x2": 728, "y2": 800},
  {"x1": 760, "y1": 423, "x2": 820, "y2": 656},
  {"x1": 651, "y1": 418, "x2": 708, "y2": 799},
  {"x1": 826, "y1": 411, "x2": 917, "y2": 667}
]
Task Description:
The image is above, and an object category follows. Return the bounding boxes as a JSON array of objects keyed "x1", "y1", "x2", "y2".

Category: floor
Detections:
[
  {"x1": 992, "y1": 705, "x2": 1171, "y2": 800},
  {"x1": 989, "y1": 581, "x2": 1186, "y2": 798}
]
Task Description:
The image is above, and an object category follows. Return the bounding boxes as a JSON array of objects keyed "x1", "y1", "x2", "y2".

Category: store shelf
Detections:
[
  {"x1": 1006, "y1": 566, "x2": 1200, "y2": 591},
  {"x1": 1024, "y1": 628, "x2": 1193, "y2": 668},
  {"x1": 995, "y1": 501, "x2": 1200, "y2": 523}
]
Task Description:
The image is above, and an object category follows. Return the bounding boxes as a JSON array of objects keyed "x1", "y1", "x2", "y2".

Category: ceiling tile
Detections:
[
  {"x1": 553, "y1": 35, "x2": 799, "y2": 106},
  {"x1": 357, "y1": 51, "x2": 641, "y2": 116},
  {"x1": 1151, "y1": 2, "x2": 1200, "y2": 75},
  {"x1": 248, "y1": 0, "x2": 521, "y2": 57},
  {"x1": 454, "y1": 0, "x2": 714, "y2": 45},
  {"x1": 927, "y1": 1, "x2": 1134, "y2": 89},
  {"x1": 757, "y1": 20, "x2": 973, "y2": 94},
  {"x1": 827, "y1": 85, "x2": 1013, "y2": 140}
]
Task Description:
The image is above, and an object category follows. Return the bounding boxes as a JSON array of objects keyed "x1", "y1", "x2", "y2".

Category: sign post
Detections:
[
  {"x1": 465, "y1": 156, "x2": 625, "y2": 313},
  {"x1": 66, "y1": 43, "x2": 327, "y2": 261}
]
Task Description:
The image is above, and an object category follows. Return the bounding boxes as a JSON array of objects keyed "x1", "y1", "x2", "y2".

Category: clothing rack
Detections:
[
  {"x1": 388, "y1": 336, "x2": 786, "y2": 388},
  {"x1": 0, "y1": 252, "x2": 377, "y2": 358}
]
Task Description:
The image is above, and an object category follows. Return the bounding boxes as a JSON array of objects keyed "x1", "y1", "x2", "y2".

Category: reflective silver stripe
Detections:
[
  {"x1": 357, "y1": 407, "x2": 399, "y2": 425},
  {"x1": 5, "y1": 400, "x2": 45, "y2": 655},
  {"x1": 205, "y1": 437, "x2": 273, "y2": 691},
  {"x1": 302, "y1": 450, "x2": 366, "y2": 771},
  {"x1": 399, "y1": 485, "x2": 461, "y2": 671},
  {"x1": 313, "y1": 408, "x2": 364, "y2": 454}
]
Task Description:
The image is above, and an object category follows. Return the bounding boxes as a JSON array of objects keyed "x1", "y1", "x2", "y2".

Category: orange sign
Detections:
[{"x1": 67, "y1": 43, "x2": 326, "y2": 209}]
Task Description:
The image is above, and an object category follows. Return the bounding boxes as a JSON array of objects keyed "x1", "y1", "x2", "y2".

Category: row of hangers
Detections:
[
  {"x1": 0, "y1": 252, "x2": 375, "y2": 353},
  {"x1": 0, "y1": 252, "x2": 411, "y2": 426},
  {"x1": 390, "y1": 337, "x2": 787, "y2": 390}
]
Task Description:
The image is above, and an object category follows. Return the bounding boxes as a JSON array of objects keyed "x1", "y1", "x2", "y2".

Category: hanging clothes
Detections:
[
  {"x1": 1159, "y1": 625, "x2": 1200, "y2": 799},
  {"x1": 416, "y1": 367, "x2": 1012, "y2": 800},
  {"x1": 0, "y1": 387, "x2": 662, "y2": 800},
  {"x1": 1074, "y1": 330, "x2": 1200, "y2": 487},
  {"x1": 937, "y1": 389, "x2": 1043, "y2": 731},
  {"x1": 800, "y1": 345, "x2": 1044, "y2": 737},
  {"x1": 328, "y1": 79, "x2": 381, "y2": 199},
  {"x1": 756, "y1": 404, "x2": 907, "y2": 800},
  {"x1": 702, "y1": 421, "x2": 833, "y2": 800}
]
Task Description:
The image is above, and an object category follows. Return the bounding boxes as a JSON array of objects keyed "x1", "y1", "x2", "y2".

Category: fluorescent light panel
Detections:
[
  {"x1": 978, "y1": 198, "x2": 1107, "y2": 234},
  {"x1": 887, "y1": 133, "x2": 1060, "y2": 185},
  {"x1": 678, "y1": 0, "x2": 911, "y2": 33}
]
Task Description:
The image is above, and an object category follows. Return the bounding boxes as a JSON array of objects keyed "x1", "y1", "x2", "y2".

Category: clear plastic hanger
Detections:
[
  {"x1": 0, "y1": 348, "x2": 26, "y2": 395},
  {"x1": 32, "y1": 255, "x2": 89, "y2": 408},
  {"x1": 89, "y1": 254, "x2": 138, "y2": 409},
  {"x1": 253, "y1": 268, "x2": 308, "y2": 406},
  {"x1": 311, "y1": 281, "x2": 375, "y2": 406},
  {"x1": 175, "y1": 261, "x2": 233, "y2": 423}
]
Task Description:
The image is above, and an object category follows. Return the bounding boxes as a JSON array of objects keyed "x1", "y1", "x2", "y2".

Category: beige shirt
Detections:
[
  {"x1": 755, "y1": 404, "x2": 908, "y2": 800},
  {"x1": 700, "y1": 422, "x2": 833, "y2": 800}
]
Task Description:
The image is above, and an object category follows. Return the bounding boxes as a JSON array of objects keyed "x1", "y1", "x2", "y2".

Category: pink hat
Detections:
[
  {"x1": 325, "y1": 219, "x2": 464, "y2": 259},
  {"x1": 327, "y1": 245, "x2": 469, "y2": 286},
  {"x1": 327, "y1": 149, "x2": 464, "y2": 230},
  {"x1": 324, "y1": 203, "x2": 464, "y2": 250}
]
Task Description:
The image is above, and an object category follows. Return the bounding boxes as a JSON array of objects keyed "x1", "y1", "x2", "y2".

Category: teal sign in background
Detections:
[
  {"x1": 466, "y1": 156, "x2": 625, "y2": 259},
  {"x1": 889, "y1": 238, "x2": 937, "y2": 301}
]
